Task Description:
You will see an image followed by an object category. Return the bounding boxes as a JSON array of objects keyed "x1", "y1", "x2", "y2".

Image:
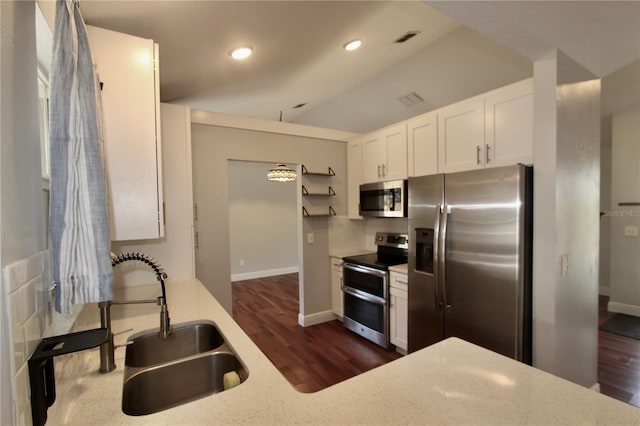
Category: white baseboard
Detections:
[
  {"x1": 607, "y1": 301, "x2": 640, "y2": 317},
  {"x1": 231, "y1": 266, "x2": 299, "y2": 282},
  {"x1": 298, "y1": 310, "x2": 336, "y2": 327},
  {"x1": 598, "y1": 286, "x2": 610, "y2": 296}
]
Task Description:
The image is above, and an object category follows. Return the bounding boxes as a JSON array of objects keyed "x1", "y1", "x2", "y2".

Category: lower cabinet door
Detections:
[{"x1": 390, "y1": 286, "x2": 408, "y2": 351}]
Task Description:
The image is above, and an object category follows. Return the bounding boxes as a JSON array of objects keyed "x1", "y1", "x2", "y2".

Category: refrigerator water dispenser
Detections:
[{"x1": 415, "y1": 228, "x2": 434, "y2": 274}]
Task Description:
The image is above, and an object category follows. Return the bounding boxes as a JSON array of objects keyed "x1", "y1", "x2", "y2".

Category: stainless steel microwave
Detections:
[{"x1": 359, "y1": 180, "x2": 407, "y2": 218}]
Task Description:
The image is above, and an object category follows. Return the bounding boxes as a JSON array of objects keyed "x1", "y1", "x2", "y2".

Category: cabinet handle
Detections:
[
  {"x1": 381, "y1": 164, "x2": 386, "y2": 177},
  {"x1": 486, "y1": 144, "x2": 491, "y2": 164},
  {"x1": 476, "y1": 145, "x2": 481, "y2": 165},
  {"x1": 377, "y1": 164, "x2": 382, "y2": 178}
]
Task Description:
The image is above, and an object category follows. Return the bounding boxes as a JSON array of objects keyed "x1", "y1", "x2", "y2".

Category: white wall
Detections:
[
  {"x1": 111, "y1": 103, "x2": 195, "y2": 288},
  {"x1": 228, "y1": 161, "x2": 298, "y2": 281},
  {"x1": 600, "y1": 59, "x2": 640, "y2": 300},
  {"x1": 532, "y1": 50, "x2": 600, "y2": 388},
  {"x1": 1, "y1": 2, "x2": 50, "y2": 424},
  {"x1": 608, "y1": 108, "x2": 640, "y2": 315},
  {"x1": 190, "y1": 110, "x2": 352, "y2": 321}
]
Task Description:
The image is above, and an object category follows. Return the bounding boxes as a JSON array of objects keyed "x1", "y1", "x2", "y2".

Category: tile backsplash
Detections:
[{"x1": 2, "y1": 250, "x2": 52, "y2": 426}]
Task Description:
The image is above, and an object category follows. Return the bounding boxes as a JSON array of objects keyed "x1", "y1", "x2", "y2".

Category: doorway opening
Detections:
[{"x1": 227, "y1": 160, "x2": 300, "y2": 315}]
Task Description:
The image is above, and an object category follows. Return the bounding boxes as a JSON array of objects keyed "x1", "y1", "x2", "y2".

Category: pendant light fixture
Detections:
[{"x1": 267, "y1": 164, "x2": 297, "y2": 182}]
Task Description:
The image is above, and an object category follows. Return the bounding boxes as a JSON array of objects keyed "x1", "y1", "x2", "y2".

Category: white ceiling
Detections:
[
  {"x1": 67, "y1": 0, "x2": 639, "y2": 133},
  {"x1": 427, "y1": 0, "x2": 640, "y2": 78}
]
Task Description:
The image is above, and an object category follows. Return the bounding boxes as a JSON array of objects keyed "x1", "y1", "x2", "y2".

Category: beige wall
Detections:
[
  {"x1": 609, "y1": 108, "x2": 640, "y2": 315},
  {"x1": 190, "y1": 113, "x2": 349, "y2": 322},
  {"x1": 599, "y1": 116, "x2": 612, "y2": 295},
  {"x1": 532, "y1": 50, "x2": 600, "y2": 388}
]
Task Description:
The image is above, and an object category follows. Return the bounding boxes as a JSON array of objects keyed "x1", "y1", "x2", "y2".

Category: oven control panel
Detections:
[{"x1": 375, "y1": 232, "x2": 409, "y2": 249}]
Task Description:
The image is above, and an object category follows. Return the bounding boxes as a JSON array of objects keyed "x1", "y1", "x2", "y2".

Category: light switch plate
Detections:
[
  {"x1": 307, "y1": 233, "x2": 314, "y2": 244},
  {"x1": 624, "y1": 226, "x2": 639, "y2": 237}
]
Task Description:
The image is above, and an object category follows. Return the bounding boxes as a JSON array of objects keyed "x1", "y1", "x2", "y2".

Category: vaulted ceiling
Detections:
[{"x1": 43, "y1": 1, "x2": 640, "y2": 133}]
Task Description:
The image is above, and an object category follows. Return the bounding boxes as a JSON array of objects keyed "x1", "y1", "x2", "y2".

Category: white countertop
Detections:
[
  {"x1": 389, "y1": 263, "x2": 408, "y2": 274},
  {"x1": 49, "y1": 279, "x2": 640, "y2": 425},
  {"x1": 329, "y1": 249, "x2": 374, "y2": 259}
]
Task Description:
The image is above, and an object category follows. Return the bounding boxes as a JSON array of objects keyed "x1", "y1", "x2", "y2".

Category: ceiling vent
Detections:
[
  {"x1": 394, "y1": 31, "x2": 420, "y2": 44},
  {"x1": 398, "y1": 92, "x2": 424, "y2": 107}
]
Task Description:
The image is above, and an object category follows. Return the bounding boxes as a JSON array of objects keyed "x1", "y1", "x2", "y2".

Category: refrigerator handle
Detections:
[
  {"x1": 440, "y1": 204, "x2": 451, "y2": 313},
  {"x1": 433, "y1": 203, "x2": 442, "y2": 311}
]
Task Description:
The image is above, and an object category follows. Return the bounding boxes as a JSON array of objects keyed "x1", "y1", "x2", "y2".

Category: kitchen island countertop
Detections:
[{"x1": 48, "y1": 279, "x2": 639, "y2": 425}]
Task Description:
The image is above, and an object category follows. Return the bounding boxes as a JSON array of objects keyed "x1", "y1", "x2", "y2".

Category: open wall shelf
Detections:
[
  {"x1": 303, "y1": 206, "x2": 337, "y2": 217},
  {"x1": 302, "y1": 185, "x2": 335, "y2": 196},
  {"x1": 301, "y1": 164, "x2": 335, "y2": 177},
  {"x1": 301, "y1": 164, "x2": 336, "y2": 218}
]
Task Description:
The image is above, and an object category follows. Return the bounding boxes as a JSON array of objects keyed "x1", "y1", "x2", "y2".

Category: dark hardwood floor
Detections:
[
  {"x1": 233, "y1": 275, "x2": 640, "y2": 407},
  {"x1": 232, "y1": 273, "x2": 401, "y2": 393},
  {"x1": 598, "y1": 295, "x2": 640, "y2": 408}
]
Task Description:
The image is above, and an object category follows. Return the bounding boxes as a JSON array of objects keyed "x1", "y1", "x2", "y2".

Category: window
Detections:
[{"x1": 37, "y1": 68, "x2": 50, "y2": 246}]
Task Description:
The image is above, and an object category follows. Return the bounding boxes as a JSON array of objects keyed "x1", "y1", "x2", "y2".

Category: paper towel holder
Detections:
[{"x1": 28, "y1": 328, "x2": 109, "y2": 426}]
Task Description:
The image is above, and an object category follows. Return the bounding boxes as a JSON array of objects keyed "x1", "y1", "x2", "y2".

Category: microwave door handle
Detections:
[
  {"x1": 433, "y1": 203, "x2": 442, "y2": 311},
  {"x1": 390, "y1": 189, "x2": 396, "y2": 211},
  {"x1": 440, "y1": 204, "x2": 451, "y2": 313}
]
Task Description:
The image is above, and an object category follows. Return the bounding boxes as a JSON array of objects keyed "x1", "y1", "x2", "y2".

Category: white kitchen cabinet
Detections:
[
  {"x1": 347, "y1": 138, "x2": 363, "y2": 219},
  {"x1": 484, "y1": 78, "x2": 533, "y2": 167},
  {"x1": 331, "y1": 257, "x2": 344, "y2": 319},
  {"x1": 362, "y1": 133, "x2": 384, "y2": 183},
  {"x1": 437, "y1": 79, "x2": 533, "y2": 174},
  {"x1": 408, "y1": 111, "x2": 438, "y2": 177},
  {"x1": 362, "y1": 123, "x2": 407, "y2": 183},
  {"x1": 389, "y1": 271, "x2": 408, "y2": 352},
  {"x1": 437, "y1": 96, "x2": 486, "y2": 173},
  {"x1": 87, "y1": 26, "x2": 164, "y2": 241}
]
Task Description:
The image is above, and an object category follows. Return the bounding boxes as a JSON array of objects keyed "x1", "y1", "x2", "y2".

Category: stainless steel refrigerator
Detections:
[{"x1": 408, "y1": 164, "x2": 532, "y2": 363}]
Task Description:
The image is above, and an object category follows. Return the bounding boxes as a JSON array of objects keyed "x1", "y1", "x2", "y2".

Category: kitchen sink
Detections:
[
  {"x1": 125, "y1": 320, "x2": 226, "y2": 368},
  {"x1": 122, "y1": 352, "x2": 248, "y2": 416},
  {"x1": 122, "y1": 320, "x2": 248, "y2": 416}
]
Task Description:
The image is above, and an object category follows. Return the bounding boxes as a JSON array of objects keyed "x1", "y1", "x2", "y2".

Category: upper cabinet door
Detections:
[
  {"x1": 408, "y1": 112, "x2": 438, "y2": 177},
  {"x1": 484, "y1": 78, "x2": 533, "y2": 168},
  {"x1": 362, "y1": 124, "x2": 408, "y2": 184},
  {"x1": 362, "y1": 132, "x2": 385, "y2": 183},
  {"x1": 382, "y1": 123, "x2": 408, "y2": 181},
  {"x1": 87, "y1": 26, "x2": 164, "y2": 241},
  {"x1": 437, "y1": 96, "x2": 485, "y2": 173}
]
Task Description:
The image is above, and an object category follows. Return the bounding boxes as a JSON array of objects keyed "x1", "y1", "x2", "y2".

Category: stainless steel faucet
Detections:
[{"x1": 99, "y1": 252, "x2": 170, "y2": 373}]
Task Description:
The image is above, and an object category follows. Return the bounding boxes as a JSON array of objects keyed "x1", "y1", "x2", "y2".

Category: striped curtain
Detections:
[{"x1": 48, "y1": 0, "x2": 113, "y2": 314}]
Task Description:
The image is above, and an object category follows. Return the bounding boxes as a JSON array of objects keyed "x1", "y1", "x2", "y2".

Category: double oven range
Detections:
[{"x1": 342, "y1": 232, "x2": 408, "y2": 349}]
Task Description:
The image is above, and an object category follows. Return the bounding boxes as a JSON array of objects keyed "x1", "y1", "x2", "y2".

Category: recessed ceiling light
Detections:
[
  {"x1": 343, "y1": 39, "x2": 362, "y2": 51},
  {"x1": 230, "y1": 46, "x2": 253, "y2": 60}
]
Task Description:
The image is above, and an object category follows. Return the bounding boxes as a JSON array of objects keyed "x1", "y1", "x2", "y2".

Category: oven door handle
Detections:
[
  {"x1": 342, "y1": 286, "x2": 386, "y2": 306},
  {"x1": 343, "y1": 262, "x2": 388, "y2": 278}
]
